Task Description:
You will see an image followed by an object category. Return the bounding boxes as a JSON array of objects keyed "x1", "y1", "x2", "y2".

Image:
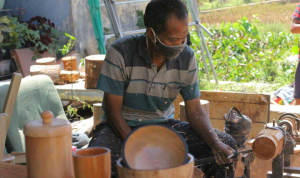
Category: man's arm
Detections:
[
  {"x1": 291, "y1": 19, "x2": 300, "y2": 33},
  {"x1": 185, "y1": 98, "x2": 234, "y2": 164},
  {"x1": 104, "y1": 92, "x2": 131, "y2": 141}
]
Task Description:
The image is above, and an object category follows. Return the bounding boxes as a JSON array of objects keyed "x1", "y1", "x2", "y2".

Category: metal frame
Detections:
[{"x1": 102, "y1": 0, "x2": 218, "y2": 83}]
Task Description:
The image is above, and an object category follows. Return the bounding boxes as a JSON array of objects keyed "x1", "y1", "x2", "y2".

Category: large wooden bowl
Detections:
[
  {"x1": 122, "y1": 125, "x2": 188, "y2": 170},
  {"x1": 117, "y1": 153, "x2": 194, "y2": 178}
]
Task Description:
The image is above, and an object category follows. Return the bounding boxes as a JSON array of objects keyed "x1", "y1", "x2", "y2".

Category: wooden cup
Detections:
[{"x1": 73, "y1": 147, "x2": 111, "y2": 178}]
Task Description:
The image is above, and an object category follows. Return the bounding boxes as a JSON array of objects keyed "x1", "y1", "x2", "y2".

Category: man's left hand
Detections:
[{"x1": 212, "y1": 141, "x2": 235, "y2": 164}]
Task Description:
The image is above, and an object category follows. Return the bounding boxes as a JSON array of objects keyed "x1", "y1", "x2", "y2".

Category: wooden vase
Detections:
[
  {"x1": 85, "y1": 55, "x2": 105, "y2": 89},
  {"x1": 117, "y1": 153, "x2": 194, "y2": 178},
  {"x1": 24, "y1": 111, "x2": 74, "y2": 178},
  {"x1": 62, "y1": 56, "x2": 78, "y2": 71},
  {"x1": 73, "y1": 147, "x2": 111, "y2": 178},
  {"x1": 252, "y1": 128, "x2": 285, "y2": 160}
]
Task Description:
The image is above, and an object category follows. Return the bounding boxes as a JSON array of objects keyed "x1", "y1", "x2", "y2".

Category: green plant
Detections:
[
  {"x1": 65, "y1": 96, "x2": 93, "y2": 120},
  {"x1": 190, "y1": 15, "x2": 298, "y2": 87},
  {"x1": 59, "y1": 33, "x2": 84, "y2": 65},
  {"x1": 136, "y1": 10, "x2": 145, "y2": 29},
  {"x1": 0, "y1": 16, "x2": 11, "y2": 45}
]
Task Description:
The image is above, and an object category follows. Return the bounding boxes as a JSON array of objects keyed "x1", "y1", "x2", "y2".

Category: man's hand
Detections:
[{"x1": 212, "y1": 141, "x2": 235, "y2": 164}]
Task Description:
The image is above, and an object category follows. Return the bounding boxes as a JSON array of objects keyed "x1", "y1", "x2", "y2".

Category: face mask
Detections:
[{"x1": 147, "y1": 28, "x2": 187, "y2": 60}]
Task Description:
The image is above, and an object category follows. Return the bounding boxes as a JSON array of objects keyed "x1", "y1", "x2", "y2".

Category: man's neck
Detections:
[{"x1": 147, "y1": 40, "x2": 166, "y2": 70}]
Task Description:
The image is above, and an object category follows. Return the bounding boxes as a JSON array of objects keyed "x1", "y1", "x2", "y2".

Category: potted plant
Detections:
[
  {"x1": 0, "y1": 16, "x2": 12, "y2": 76},
  {"x1": 0, "y1": 16, "x2": 62, "y2": 76}
]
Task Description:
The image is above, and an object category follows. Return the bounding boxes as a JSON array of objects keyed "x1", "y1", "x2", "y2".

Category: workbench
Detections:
[{"x1": 54, "y1": 79, "x2": 104, "y2": 102}]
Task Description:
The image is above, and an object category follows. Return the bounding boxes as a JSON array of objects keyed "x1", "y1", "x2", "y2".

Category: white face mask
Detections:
[{"x1": 147, "y1": 28, "x2": 187, "y2": 59}]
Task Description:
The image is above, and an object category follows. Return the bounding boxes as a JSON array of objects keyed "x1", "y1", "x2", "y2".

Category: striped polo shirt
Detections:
[
  {"x1": 292, "y1": 2, "x2": 300, "y2": 61},
  {"x1": 97, "y1": 34, "x2": 200, "y2": 126}
]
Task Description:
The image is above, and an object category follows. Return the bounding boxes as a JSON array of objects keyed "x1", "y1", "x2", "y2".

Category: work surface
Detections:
[
  {"x1": 54, "y1": 79, "x2": 104, "y2": 102},
  {"x1": 0, "y1": 163, "x2": 27, "y2": 178}
]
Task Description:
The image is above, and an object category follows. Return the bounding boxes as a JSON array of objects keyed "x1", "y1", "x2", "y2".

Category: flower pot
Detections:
[
  {"x1": 0, "y1": 0, "x2": 5, "y2": 10},
  {"x1": 0, "y1": 59, "x2": 11, "y2": 76}
]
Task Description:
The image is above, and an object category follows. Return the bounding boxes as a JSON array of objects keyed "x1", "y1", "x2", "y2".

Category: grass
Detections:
[
  {"x1": 198, "y1": 0, "x2": 267, "y2": 10},
  {"x1": 199, "y1": 2, "x2": 296, "y2": 26}
]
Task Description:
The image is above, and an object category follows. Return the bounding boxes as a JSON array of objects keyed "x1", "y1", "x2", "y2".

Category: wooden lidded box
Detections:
[{"x1": 23, "y1": 111, "x2": 74, "y2": 178}]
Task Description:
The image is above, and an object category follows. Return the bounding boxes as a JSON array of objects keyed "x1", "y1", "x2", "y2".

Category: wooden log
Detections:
[
  {"x1": 93, "y1": 103, "x2": 103, "y2": 129},
  {"x1": 60, "y1": 70, "x2": 79, "y2": 83},
  {"x1": 30, "y1": 65, "x2": 61, "y2": 84},
  {"x1": 62, "y1": 56, "x2": 78, "y2": 71},
  {"x1": 73, "y1": 147, "x2": 111, "y2": 178},
  {"x1": 2, "y1": 73, "x2": 22, "y2": 130},
  {"x1": 85, "y1": 55, "x2": 105, "y2": 89},
  {"x1": 0, "y1": 113, "x2": 8, "y2": 162},
  {"x1": 36, "y1": 57, "x2": 56, "y2": 65},
  {"x1": 252, "y1": 128, "x2": 285, "y2": 160},
  {"x1": 179, "y1": 100, "x2": 209, "y2": 122}
]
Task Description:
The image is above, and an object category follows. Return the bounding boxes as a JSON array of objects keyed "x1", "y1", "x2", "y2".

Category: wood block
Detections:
[
  {"x1": 10, "y1": 152, "x2": 26, "y2": 164},
  {"x1": 93, "y1": 103, "x2": 103, "y2": 129},
  {"x1": 173, "y1": 91, "x2": 270, "y2": 123},
  {"x1": 85, "y1": 55, "x2": 105, "y2": 89},
  {"x1": 60, "y1": 70, "x2": 79, "y2": 83},
  {"x1": 179, "y1": 100, "x2": 209, "y2": 122},
  {"x1": 2, "y1": 73, "x2": 22, "y2": 130},
  {"x1": 0, "y1": 113, "x2": 8, "y2": 162},
  {"x1": 30, "y1": 65, "x2": 61, "y2": 84}
]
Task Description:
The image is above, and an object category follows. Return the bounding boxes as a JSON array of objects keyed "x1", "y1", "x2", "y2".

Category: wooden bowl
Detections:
[
  {"x1": 122, "y1": 125, "x2": 188, "y2": 170},
  {"x1": 117, "y1": 153, "x2": 194, "y2": 178}
]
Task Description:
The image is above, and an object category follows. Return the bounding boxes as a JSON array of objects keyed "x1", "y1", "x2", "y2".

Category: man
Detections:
[
  {"x1": 89, "y1": 0, "x2": 236, "y2": 177},
  {"x1": 291, "y1": 2, "x2": 300, "y2": 105}
]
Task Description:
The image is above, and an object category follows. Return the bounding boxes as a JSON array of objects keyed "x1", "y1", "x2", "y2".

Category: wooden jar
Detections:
[
  {"x1": 117, "y1": 153, "x2": 194, "y2": 178},
  {"x1": 24, "y1": 111, "x2": 74, "y2": 178},
  {"x1": 62, "y1": 56, "x2": 78, "y2": 71},
  {"x1": 85, "y1": 55, "x2": 105, "y2": 89},
  {"x1": 252, "y1": 128, "x2": 285, "y2": 160}
]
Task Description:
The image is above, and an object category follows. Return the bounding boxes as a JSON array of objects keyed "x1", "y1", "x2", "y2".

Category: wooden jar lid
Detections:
[
  {"x1": 62, "y1": 56, "x2": 76, "y2": 61},
  {"x1": 24, "y1": 111, "x2": 71, "y2": 138},
  {"x1": 85, "y1": 55, "x2": 105, "y2": 61}
]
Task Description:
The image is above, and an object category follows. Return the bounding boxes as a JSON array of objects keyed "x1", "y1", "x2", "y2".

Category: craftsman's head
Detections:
[{"x1": 144, "y1": 0, "x2": 189, "y2": 48}]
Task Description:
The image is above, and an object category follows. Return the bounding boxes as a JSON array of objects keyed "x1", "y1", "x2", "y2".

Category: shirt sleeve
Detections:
[
  {"x1": 180, "y1": 55, "x2": 201, "y2": 101},
  {"x1": 292, "y1": 2, "x2": 300, "y2": 21},
  {"x1": 96, "y1": 46, "x2": 127, "y2": 96}
]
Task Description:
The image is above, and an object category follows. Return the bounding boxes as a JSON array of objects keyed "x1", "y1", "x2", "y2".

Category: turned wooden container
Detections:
[
  {"x1": 62, "y1": 56, "x2": 78, "y2": 71},
  {"x1": 117, "y1": 153, "x2": 194, "y2": 178},
  {"x1": 85, "y1": 55, "x2": 105, "y2": 89},
  {"x1": 24, "y1": 111, "x2": 74, "y2": 178},
  {"x1": 252, "y1": 128, "x2": 285, "y2": 160},
  {"x1": 73, "y1": 147, "x2": 111, "y2": 178}
]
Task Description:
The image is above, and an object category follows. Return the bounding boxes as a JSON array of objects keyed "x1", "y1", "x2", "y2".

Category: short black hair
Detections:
[{"x1": 144, "y1": 0, "x2": 188, "y2": 35}]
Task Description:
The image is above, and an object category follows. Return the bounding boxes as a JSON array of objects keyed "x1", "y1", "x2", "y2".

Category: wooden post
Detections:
[
  {"x1": 30, "y1": 65, "x2": 61, "y2": 84},
  {"x1": 85, "y1": 55, "x2": 105, "y2": 89},
  {"x1": 36, "y1": 57, "x2": 56, "y2": 65},
  {"x1": 2, "y1": 73, "x2": 22, "y2": 130},
  {"x1": 93, "y1": 103, "x2": 103, "y2": 129},
  {"x1": 0, "y1": 113, "x2": 8, "y2": 162},
  {"x1": 179, "y1": 100, "x2": 209, "y2": 122}
]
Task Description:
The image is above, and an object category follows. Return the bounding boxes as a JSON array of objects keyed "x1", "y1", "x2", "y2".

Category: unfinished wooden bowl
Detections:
[
  {"x1": 117, "y1": 153, "x2": 194, "y2": 178},
  {"x1": 122, "y1": 125, "x2": 188, "y2": 170}
]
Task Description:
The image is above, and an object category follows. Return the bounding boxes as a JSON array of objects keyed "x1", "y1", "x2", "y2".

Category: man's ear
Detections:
[{"x1": 146, "y1": 27, "x2": 155, "y2": 41}]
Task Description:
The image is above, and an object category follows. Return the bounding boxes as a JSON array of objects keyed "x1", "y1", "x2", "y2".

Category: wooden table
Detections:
[
  {"x1": 55, "y1": 79, "x2": 104, "y2": 102},
  {"x1": 0, "y1": 163, "x2": 27, "y2": 178}
]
